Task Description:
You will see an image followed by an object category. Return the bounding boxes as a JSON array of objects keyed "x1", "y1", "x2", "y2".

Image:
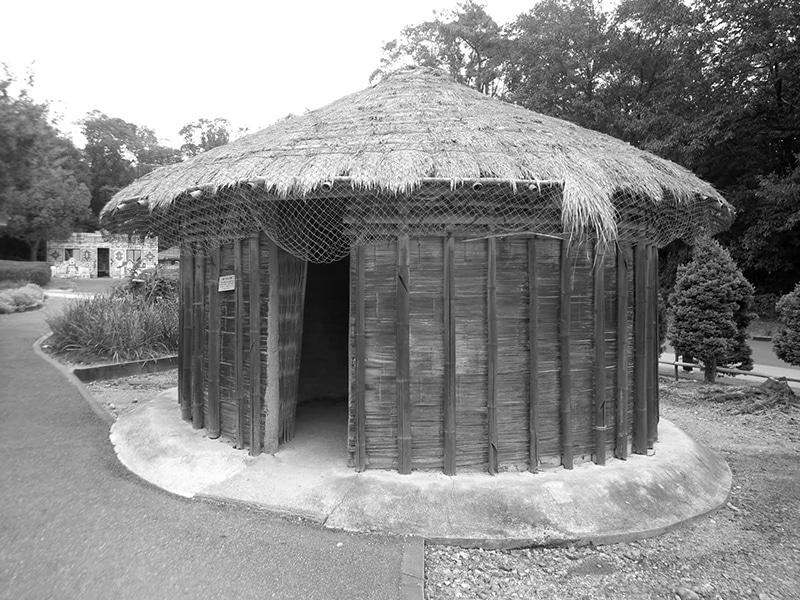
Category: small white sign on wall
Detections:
[{"x1": 218, "y1": 274, "x2": 235, "y2": 292}]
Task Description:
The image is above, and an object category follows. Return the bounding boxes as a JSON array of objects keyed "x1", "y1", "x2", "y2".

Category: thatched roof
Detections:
[{"x1": 100, "y1": 66, "x2": 731, "y2": 247}]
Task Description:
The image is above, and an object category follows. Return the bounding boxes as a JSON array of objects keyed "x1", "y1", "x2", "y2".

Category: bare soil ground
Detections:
[
  {"x1": 425, "y1": 378, "x2": 800, "y2": 600},
  {"x1": 84, "y1": 370, "x2": 177, "y2": 420}
]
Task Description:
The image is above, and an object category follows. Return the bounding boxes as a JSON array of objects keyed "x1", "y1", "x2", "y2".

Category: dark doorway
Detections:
[
  {"x1": 297, "y1": 257, "x2": 351, "y2": 405},
  {"x1": 97, "y1": 248, "x2": 110, "y2": 277}
]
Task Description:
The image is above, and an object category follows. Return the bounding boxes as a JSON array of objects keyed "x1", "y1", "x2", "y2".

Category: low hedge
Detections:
[{"x1": 0, "y1": 259, "x2": 51, "y2": 287}]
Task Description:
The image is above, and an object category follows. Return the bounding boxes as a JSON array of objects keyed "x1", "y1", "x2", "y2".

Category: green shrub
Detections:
[
  {"x1": 668, "y1": 236, "x2": 755, "y2": 382},
  {"x1": 0, "y1": 284, "x2": 45, "y2": 314},
  {"x1": 111, "y1": 264, "x2": 178, "y2": 304},
  {"x1": 773, "y1": 284, "x2": 800, "y2": 366},
  {"x1": 0, "y1": 259, "x2": 51, "y2": 287},
  {"x1": 46, "y1": 293, "x2": 178, "y2": 362}
]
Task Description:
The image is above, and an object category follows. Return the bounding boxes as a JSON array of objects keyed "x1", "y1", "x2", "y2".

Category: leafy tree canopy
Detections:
[
  {"x1": 179, "y1": 118, "x2": 232, "y2": 158},
  {"x1": 379, "y1": 0, "x2": 800, "y2": 292},
  {"x1": 81, "y1": 112, "x2": 180, "y2": 215},
  {"x1": 4, "y1": 167, "x2": 93, "y2": 260}
]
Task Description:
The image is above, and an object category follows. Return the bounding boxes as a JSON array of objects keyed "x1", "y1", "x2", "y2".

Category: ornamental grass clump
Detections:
[
  {"x1": 46, "y1": 292, "x2": 178, "y2": 362},
  {"x1": 773, "y1": 284, "x2": 800, "y2": 367},
  {"x1": 668, "y1": 236, "x2": 755, "y2": 382},
  {"x1": 0, "y1": 283, "x2": 45, "y2": 314}
]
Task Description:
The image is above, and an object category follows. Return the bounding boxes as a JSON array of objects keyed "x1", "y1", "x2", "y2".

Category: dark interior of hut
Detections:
[{"x1": 295, "y1": 257, "x2": 351, "y2": 436}]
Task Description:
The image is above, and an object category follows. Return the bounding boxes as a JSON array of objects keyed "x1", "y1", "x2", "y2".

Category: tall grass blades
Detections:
[{"x1": 47, "y1": 294, "x2": 178, "y2": 362}]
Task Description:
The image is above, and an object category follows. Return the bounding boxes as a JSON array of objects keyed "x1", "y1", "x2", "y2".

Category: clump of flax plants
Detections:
[{"x1": 47, "y1": 291, "x2": 178, "y2": 363}]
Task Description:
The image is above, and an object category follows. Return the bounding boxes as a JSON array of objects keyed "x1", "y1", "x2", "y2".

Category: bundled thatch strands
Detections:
[{"x1": 101, "y1": 67, "x2": 732, "y2": 473}]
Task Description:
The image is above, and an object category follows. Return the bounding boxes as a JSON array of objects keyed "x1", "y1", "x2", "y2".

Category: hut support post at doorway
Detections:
[
  {"x1": 207, "y1": 246, "x2": 221, "y2": 439},
  {"x1": 234, "y1": 239, "x2": 246, "y2": 449},
  {"x1": 179, "y1": 246, "x2": 192, "y2": 422},
  {"x1": 264, "y1": 239, "x2": 281, "y2": 455},
  {"x1": 192, "y1": 251, "x2": 205, "y2": 429},
  {"x1": 354, "y1": 246, "x2": 367, "y2": 472},
  {"x1": 396, "y1": 234, "x2": 412, "y2": 474}
]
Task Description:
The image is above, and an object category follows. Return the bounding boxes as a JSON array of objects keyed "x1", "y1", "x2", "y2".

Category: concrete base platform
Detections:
[{"x1": 111, "y1": 389, "x2": 731, "y2": 548}]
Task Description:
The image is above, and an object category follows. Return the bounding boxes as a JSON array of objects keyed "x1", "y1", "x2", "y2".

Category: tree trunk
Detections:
[
  {"x1": 29, "y1": 240, "x2": 40, "y2": 261},
  {"x1": 704, "y1": 358, "x2": 717, "y2": 383}
]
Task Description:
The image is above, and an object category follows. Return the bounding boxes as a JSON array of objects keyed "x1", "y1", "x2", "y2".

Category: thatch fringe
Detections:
[{"x1": 101, "y1": 67, "x2": 732, "y2": 249}]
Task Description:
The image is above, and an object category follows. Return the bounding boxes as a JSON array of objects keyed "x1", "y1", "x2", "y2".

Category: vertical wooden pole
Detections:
[
  {"x1": 615, "y1": 244, "x2": 629, "y2": 460},
  {"x1": 647, "y1": 245, "x2": 659, "y2": 447},
  {"x1": 559, "y1": 238, "x2": 573, "y2": 469},
  {"x1": 593, "y1": 243, "x2": 607, "y2": 465},
  {"x1": 396, "y1": 234, "x2": 412, "y2": 474},
  {"x1": 191, "y1": 250, "x2": 205, "y2": 430},
  {"x1": 527, "y1": 238, "x2": 539, "y2": 473},
  {"x1": 633, "y1": 243, "x2": 648, "y2": 454},
  {"x1": 248, "y1": 234, "x2": 262, "y2": 456},
  {"x1": 234, "y1": 239, "x2": 245, "y2": 449},
  {"x1": 264, "y1": 239, "x2": 281, "y2": 454},
  {"x1": 207, "y1": 245, "x2": 221, "y2": 439},
  {"x1": 487, "y1": 237, "x2": 499, "y2": 474},
  {"x1": 179, "y1": 246, "x2": 193, "y2": 422},
  {"x1": 443, "y1": 235, "x2": 457, "y2": 476},
  {"x1": 354, "y1": 246, "x2": 367, "y2": 471}
]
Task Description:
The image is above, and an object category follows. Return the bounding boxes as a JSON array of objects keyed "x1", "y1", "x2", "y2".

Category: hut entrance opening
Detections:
[{"x1": 292, "y1": 257, "x2": 351, "y2": 455}]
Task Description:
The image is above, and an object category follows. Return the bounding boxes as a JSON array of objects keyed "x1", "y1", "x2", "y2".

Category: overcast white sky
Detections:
[{"x1": 2, "y1": 0, "x2": 537, "y2": 148}]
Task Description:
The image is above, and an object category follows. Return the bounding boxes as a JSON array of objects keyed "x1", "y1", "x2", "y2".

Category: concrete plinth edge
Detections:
[{"x1": 110, "y1": 390, "x2": 732, "y2": 549}]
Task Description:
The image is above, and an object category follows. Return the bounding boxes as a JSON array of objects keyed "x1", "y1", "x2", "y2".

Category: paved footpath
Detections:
[{"x1": 0, "y1": 304, "x2": 404, "y2": 600}]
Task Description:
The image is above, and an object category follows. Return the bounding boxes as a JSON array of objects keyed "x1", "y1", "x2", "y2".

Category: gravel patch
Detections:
[
  {"x1": 425, "y1": 378, "x2": 800, "y2": 600},
  {"x1": 85, "y1": 369, "x2": 177, "y2": 420}
]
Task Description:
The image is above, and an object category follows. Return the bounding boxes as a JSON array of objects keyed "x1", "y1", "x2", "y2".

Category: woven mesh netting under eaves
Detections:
[{"x1": 103, "y1": 179, "x2": 729, "y2": 263}]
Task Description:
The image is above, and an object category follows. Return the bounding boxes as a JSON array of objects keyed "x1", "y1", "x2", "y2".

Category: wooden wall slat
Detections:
[
  {"x1": 191, "y1": 251, "x2": 205, "y2": 429},
  {"x1": 487, "y1": 237, "x2": 498, "y2": 474},
  {"x1": 354, "y1": 246, "x2": 367, "y2": 471},
  {"x1": 234, "y1": 239, "x2": 246, "y2": 449},
  {"x1": 443, "y1": 235, "x2": 457, "y2": 475},
  {"x1": 528, "y1": 238, "x2": 539, "y2": 472},
  {"x1": 396, "y1": 234, "x2": 412, "y2": 474},
  {"x1": 593, "y1": 244, "x2": 606, "y2": 465},
  {"x1": 647, "y1": 245, "x2": 659, "y2": 447},
  {"x1": 248, "y1": 234, "x2": 263, "y2": 456},
  {"x1": 180, "y1": 246, "x2": 192, "y2": 422},
  {"x1": 615, "y1": 243, "x2": 629, "y2": 459},
  {"x1": 633, "y1": 244, "x2": 648, "y2": 454},
  {"x1": 207, "y1": 246, "x2": 221, "y2": 439},
  {"x1": 559, "y1": 239, "x2": 573, "y2": 469},
  {"x1": 264, "y1": 239, "x2": 281, "y2": 454}
]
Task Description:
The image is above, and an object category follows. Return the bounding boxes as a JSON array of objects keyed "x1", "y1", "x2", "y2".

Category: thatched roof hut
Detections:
[{"x1": 101, "y1": 67, "x2": 731, "y2": 474}]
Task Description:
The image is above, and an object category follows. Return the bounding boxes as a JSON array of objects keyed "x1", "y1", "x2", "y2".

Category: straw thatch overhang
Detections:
[{"x1": 101, "y1": 67, "x2": 732, "y2": 260}]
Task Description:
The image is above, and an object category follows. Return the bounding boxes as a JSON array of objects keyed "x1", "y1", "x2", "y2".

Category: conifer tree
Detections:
[
  {"x1": 668, "y1": 236, "x2": 755, "y2": 382},
  {"x1": 773, "y1": 284, "x2": 800, "y2": 366}
]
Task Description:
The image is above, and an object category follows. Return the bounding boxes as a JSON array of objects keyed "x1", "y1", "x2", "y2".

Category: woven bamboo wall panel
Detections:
[
  {"x1": 495, "y1": 239, "x2": 531, "y2": 469},
  {"x1": 567, "y1": 245, "x2": 596, "y2": 458},
  {"x1": 409, "y1": 238, "x2": 445, "y2": 468},
  {"x1": 532, "y1": 239, "x2": 562, "y2": 461},
  {"x1": 453, "y1": 241, "x2": 489, "y2": 469},
  {"x1": 362, "y1": 242, "x2": 399, "y2": 469}
]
